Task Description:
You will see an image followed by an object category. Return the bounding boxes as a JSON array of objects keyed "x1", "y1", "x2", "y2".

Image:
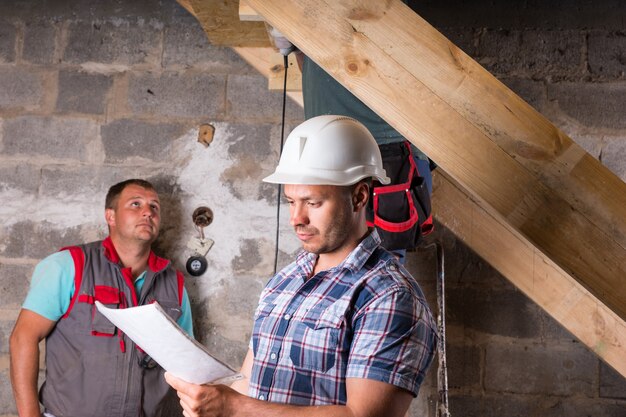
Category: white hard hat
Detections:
[{"x1": 263, "y1": 115, "x2": 390, "y2": 186}]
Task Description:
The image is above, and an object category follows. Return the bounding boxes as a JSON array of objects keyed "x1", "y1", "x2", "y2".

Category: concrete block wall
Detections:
[{"x1": 0, "y1": 1, "x2": 624, "y2": 416}]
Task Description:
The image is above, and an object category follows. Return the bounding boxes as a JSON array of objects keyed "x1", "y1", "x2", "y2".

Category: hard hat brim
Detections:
[{"x1": 263, "y1": 168, "x2": 390, "y2": 186}]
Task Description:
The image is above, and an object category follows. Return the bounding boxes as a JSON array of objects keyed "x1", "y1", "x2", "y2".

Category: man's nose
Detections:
[
  {"x1": 289, "y1": 204, "x2": 308, "y2": 226},
  {"x1": 142, "y1": 205, "x2": 153, "y2": 218}
]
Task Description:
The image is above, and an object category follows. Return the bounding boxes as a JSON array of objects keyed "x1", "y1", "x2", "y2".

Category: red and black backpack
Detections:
[{"x1": 366, "y1": 141, "x2": 434, "y2": 251}]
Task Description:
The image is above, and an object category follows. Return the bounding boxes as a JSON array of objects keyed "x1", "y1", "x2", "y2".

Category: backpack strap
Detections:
[
  {"x1": 371, "y1": 188, "x2": 419, "y2": 232},
  {"x1": 60, "y1": 246, "x2": 85, "y2": 319}
]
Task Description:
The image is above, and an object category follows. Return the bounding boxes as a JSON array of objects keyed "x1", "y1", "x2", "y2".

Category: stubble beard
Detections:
[{"x1": 299, "y1": 203, "x2": 353, "y2": 255}]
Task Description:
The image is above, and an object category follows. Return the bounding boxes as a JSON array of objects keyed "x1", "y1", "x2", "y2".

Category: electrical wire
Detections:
[{"x1": 273, "y1": 53, "x2": 289, "y2": 275}]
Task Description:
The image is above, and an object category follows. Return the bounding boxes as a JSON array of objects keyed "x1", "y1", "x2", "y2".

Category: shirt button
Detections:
[
  {"x1": 258, "y1": 394, "x2": 266, "y2": 401},
  {"x1": 283, "y1": 313, "x2": 291, "y2": 321},
  {"x1": 270, "y1": 352, "x2": 277, "y2": 360},
  {"x1": 389, "y1": 264, "x2": 397, "y2": 271}
]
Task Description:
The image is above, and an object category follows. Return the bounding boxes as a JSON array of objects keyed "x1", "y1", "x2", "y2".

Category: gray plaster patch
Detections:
[
  {"x1": 219, "y1": 155, "x2": 265, "y2": 200},
  {"x1": 219, "y1": 123, "x2": 283, "y2": 203},
  {"x1": 231, "y1": 239, "x2": 262, "y2": 274},
  {"x1": 226, "y1": 123, "x2": 274, "y2": 159}
]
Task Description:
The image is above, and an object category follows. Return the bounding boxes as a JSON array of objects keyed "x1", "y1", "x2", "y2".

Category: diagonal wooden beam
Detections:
[
  {"x1": 180, "y1": 0, "x2": 626, "y2": 377},
  {"x1": 434, "y1": 171, "x2": 626, "y2": 377},
  {"x1": 233, "y1": 46, "x2": 304, "y2": 105},
  {"x1": 240, "y1": 0, "x2": 626, "y2": 321}
]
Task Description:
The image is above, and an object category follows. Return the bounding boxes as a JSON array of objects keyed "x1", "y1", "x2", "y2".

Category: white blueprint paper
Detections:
[{"x1": 95, "y1": 301, "x2": 241, "y2": 385}]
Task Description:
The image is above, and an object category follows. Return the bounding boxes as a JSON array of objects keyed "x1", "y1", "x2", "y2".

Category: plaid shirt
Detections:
[{"x1": 248, "y1": 230, "x2": 437, "y2": 405}]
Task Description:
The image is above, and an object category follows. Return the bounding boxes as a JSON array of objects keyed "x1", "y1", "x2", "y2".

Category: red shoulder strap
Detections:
[
  {"x1": 176, "y1": 270, "x2": 185, "y2": 307},
  {"x1": 60, "y1": 246, "x2": 85, "y2": 319}
]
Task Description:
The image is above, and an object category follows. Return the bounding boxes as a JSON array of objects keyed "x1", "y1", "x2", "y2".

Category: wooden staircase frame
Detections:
[{"x1": 178, "y1": 0, "x2": 626, "y2": 378}]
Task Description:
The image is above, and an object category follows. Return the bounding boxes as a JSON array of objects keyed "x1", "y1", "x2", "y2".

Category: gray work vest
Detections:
[{"x1": 40, "y1": 237, "x2": 185, "y2": 417}]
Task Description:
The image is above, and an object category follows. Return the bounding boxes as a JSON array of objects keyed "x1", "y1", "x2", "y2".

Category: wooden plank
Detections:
[
  {"x1": 233, "y1": 47, "x2": 303, "y2": 105},
  {"x1": 241, "y1": 0, "x2": 626, "y2": 323},
  {"x1": 239, "y1": 0, "x2": 263, "y2": 21},
  {"x1": 236, "y1": 0, "x2": 305, "y2": 92},
  {"x1": 433, "y1": 170, "x2": 626, "y2": 377},
  {"x1": 181, "y1": 0, "x2": 303, "y2": 88},
  {"x1": 267, "y1": 53, "x2": 302, "y2": 91},
  {"x1": 179, "y1": 0, "x2": 300, "y2": 86},
  {"x1": 180, "y1": 0, "x2": 270, "y2": 47}
]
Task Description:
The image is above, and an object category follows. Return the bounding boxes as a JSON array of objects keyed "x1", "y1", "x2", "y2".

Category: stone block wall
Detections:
[{"x1": 0, "y1": 1, "x2": 625, "y2": 416}]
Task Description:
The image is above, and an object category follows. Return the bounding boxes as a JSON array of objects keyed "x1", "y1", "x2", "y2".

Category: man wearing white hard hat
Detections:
[{"x1": 166, "y1": 116, "x2": 437, "y2": 417}]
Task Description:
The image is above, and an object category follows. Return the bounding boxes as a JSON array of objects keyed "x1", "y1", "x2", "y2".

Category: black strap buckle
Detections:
[{"x1": 139, "y1": 354, "x2": 157, "y2": 369}]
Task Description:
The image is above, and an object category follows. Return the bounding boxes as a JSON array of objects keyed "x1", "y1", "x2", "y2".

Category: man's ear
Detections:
[
  {"x1": 105, "y1": 208, "x2": 116, "y2": 228},
  {"x1": 352, "y1": 182, "x2": 370, "y2": 211}
]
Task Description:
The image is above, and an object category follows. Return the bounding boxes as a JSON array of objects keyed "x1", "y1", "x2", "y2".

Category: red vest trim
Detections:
[{"x1": 61, "y1": 246, "x2": 85, "y2": 319}]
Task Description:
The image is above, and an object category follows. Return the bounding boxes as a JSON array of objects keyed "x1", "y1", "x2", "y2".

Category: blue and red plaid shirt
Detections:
[{"x1": 248, "y1": 230, "x2": 437, "y2": 405}]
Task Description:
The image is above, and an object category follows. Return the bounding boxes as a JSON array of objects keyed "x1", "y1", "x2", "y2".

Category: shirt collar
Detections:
[
  {"x1": 102, "y1": 236, "x2": 169, "y2": 273},
  {"x1": 295, "y1": 229, "x2": 382, "y2": 275}
]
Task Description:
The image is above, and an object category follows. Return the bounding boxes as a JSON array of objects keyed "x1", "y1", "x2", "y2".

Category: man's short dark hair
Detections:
[{"x1": 105, "y1": 179, "x2": 156, "y2": 209}]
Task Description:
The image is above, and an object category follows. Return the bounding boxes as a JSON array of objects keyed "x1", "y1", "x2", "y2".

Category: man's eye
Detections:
[
  {"x1": 131, "y1": 202, "x2": 141, "y2": 207},
  {"x1": 150, "y1": 204, "x2": 160, "y2": 211}
]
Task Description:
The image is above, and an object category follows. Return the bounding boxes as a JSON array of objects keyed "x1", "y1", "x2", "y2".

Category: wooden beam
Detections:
[
  {"x1": 267, "y1": 53, "x2": 302, "y2": 91},
  {"x1": 241, "y1": 0, "x2": 626, "y2": 322},
  {"x1": 181, "y1": 0, "x2": 303, "y2": 89},
  {"x1": 433, "y1": 170, "x2": 626, "y2": 377},
  {"x1": 239, "y1": 0, "x2": 263, "y2": 21},
  {"x1": 181, "y1": 0, "x2": 270, "y2": 47},
  {"x1": 233, "y1": 47, "x2": 303, "y2": 105}
]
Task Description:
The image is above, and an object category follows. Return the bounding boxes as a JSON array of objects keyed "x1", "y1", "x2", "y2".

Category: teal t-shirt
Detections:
[{"x1": 23, "y1": 250, "x2": 194, "y2": 337}]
